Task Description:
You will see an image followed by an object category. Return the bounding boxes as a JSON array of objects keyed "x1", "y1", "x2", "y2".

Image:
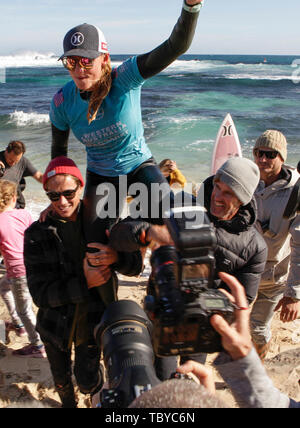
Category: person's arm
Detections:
[
  {"x1": 33, "y1": 171, "x2": 43, "y2": 183},
  {"x1": 109, "y1": 219, "x2": 174, "y2": 252},
  {"x1": 51, "y1": 123, "x2": 70, "y2": 159},
  {"x1": 137, "y1": 0, "x2": 204, "y2": 79},
  {"x1": 275, "y1": 214, "x2": 300, "y2": 322},
  {"x1": 211, "y1": 273, "x2": 297, "y2": 408},
  {"x1": 213, "y1": 348, "x2": 293, "y2": 408},
  {"x1": 85, "y1": 241, "x2": 144, "y2": 280},
  {"x1": 178, "y1": 272, "x2": 298, "y2": 408}
]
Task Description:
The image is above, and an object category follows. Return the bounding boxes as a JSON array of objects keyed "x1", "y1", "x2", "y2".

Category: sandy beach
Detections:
[{"x1": 0, "y1": 261, "x2": 299, "y2": 408}]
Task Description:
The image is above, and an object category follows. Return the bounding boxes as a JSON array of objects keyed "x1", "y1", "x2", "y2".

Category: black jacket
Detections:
[
  {"x1": 24, "y1": 205, "x2": 143, "y2": 350},
  {"x1": 203, "y1": 176, "x2": 267, "y2": 303}
]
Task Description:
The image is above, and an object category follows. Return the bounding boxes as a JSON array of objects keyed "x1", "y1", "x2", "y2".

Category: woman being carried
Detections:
[{"x1": 50, "y1": 0, "x2": 204, "y2": 243}]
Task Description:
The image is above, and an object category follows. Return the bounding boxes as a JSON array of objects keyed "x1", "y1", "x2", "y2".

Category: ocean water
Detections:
[{"x1": 1, "y1": 52, "x2": 300, "y2": 219}]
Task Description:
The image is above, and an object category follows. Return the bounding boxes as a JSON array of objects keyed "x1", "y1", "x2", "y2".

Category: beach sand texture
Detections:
[{"x1": 0, "y1": 263, "x2": 299, "y2": 408}]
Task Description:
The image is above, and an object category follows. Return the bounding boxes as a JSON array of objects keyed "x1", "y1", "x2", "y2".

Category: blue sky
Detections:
[{"x1": 1, "y1": 0, "x2": 300, "y2": 56}]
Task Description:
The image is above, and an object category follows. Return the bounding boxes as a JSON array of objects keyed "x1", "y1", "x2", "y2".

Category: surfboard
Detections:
[{"x1": 210, "y1": 113, "x2": 243, "y2": 175}]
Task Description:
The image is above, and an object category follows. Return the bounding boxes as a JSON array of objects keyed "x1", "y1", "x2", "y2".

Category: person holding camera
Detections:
[
  {"x1": 23, "y1": 156, "x2": 143, "y2": 408},
  {"x1": 130, "y1": 272, "x2": 299, "y2": 408},
  {"x1": 0, "y1": 141, "x2": 43, "y2": 209},
  {"x1": 250, "y1": 130, "x2": 300, "y2": 360}
]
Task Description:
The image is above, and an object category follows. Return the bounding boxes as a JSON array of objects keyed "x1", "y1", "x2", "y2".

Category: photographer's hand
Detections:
[
  {"x1": 210, "y1": 272, "x2": 252, "y2": 361},
  {"x1": 176, "y1": 360, "x2": 216, "y2": 395}
]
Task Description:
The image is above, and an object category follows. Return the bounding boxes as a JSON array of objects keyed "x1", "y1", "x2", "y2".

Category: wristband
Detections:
[{"x1": 183, "y1": 0, "x2": 204, "y2": 13}]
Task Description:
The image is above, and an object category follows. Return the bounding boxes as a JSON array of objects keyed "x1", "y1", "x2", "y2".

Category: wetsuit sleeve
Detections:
[
  {"x1": 50, "y1": 88, "x2": 70, "y2": 158},
  {"x1": 137, "y1": 2, "x2": 202, "y2": 79},
  {"x1": 51, "y1": 124, "x2": 70, "y2": 159}
]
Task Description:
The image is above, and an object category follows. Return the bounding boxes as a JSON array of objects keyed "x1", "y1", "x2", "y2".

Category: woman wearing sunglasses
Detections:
[{"x1": 50, "y1": 0, "x2": 204, "y2": 244}]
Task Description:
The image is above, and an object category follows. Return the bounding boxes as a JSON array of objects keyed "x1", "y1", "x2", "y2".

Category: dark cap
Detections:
[{"x1": 60, "y1": 23, "x2": 108, "y2": 59}]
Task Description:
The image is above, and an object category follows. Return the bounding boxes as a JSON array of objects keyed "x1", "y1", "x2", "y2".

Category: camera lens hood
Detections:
[{"x1": 94, "y1": 300, "x2": 153, "y2": 341}]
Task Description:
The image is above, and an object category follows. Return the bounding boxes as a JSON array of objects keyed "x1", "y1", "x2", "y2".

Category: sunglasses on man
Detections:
[
  {"x1": 61, "y1": 56, "x2": 94, "y2": 71},
  {"x1": 46, "y1": 184, "x2": 80, "y2": 202},
  {"x1": 254, "y1": 149, "x2": 279, "y2": 160}
]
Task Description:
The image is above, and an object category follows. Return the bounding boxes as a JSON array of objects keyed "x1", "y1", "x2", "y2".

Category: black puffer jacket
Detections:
[{"x1": 203, "y1": 176, "x2": 267, "y2": 303}]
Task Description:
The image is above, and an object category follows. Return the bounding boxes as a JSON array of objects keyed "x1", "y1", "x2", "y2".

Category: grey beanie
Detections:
[{"x1": 214, "y1": 157, "x2": 260, "y2": 206}]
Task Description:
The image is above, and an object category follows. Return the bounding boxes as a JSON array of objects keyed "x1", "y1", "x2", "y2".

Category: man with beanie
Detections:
[
  {"x1": 201, "y1": 157, "x2": 267, "y2": 303},
  {"x1": 109, "y1": 157, "x2": 268, "y2": 380},
  {"x1": 251, "y1": 130, "x2": 300, "y2": 360},
  {"x1": 24, "y1": 156, "x2": 143, "y2": 408}
]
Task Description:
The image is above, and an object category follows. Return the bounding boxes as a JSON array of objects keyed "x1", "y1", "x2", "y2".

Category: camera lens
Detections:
[
  {"x1": 94, "y1": 300, "x2": 157, "y2": 386},
  {"x1": 0, "y1": 165, "x2": 5, "y2": 178}
]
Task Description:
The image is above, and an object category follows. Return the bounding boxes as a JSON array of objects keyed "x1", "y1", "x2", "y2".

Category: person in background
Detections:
[
  {"x1": 0, "y1": 140, "x2": 43, "y2": 208},
  {"x1": 24, "y1": 156, "x2": 143, "y2": 407},
  {"x1": 50, "y1": 1, "x2": 205, "y2": 245},
  {"x1": 251, "y1": 130, "x2": 300, "y2": 360},
  {"x1": 0, "y1": 180, "x2": 45, "y2": 357},
  {"x1": 159, "y1": 159, "x2": 187, "y2": 189}
]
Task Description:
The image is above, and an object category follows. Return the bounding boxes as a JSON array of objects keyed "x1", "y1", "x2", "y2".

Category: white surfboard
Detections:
[{"x1": 210, "y1": 113, "x2": 243, "y2": 175}]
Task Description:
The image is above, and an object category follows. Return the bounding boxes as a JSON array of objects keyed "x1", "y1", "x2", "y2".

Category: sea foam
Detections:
[
  {"x1": 8, "y1": 110, "x2": 50, "y2": 127},
  {"x1": 0, "y1": 51, "x2": 59, "y2": 68}
]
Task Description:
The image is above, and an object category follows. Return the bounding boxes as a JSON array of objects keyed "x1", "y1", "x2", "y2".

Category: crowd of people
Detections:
[{"x1": 0, "y1": 0, "x2": 299, "y2": 409}]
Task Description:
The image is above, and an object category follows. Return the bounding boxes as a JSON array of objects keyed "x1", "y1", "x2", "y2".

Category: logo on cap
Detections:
[
  {"x1": 47, "y1": 170, "x2": 56, "y2": 179},
  {"x1": 71, "y1": 32, "x2": 84, "y2": 47},
  {"x1": 101, "y1": 42, "x2": 108, "y2": 52}
]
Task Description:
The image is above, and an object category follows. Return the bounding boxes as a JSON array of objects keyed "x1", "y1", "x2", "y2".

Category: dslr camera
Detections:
[
  {"x1": 94, "y1": 299, "x2": 191, "y2": 408},
  {"x1": 146, "y1": 205, "x2": 235, "y2": 356}
]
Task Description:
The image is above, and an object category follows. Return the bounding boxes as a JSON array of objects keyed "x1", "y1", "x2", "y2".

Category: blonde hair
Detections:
[
  {"x1": 0, "y1": 180, "x2": 17, "y2": 212},
  {"x1": 87, "y1": 58, "x2": 112, "y2": 124}
]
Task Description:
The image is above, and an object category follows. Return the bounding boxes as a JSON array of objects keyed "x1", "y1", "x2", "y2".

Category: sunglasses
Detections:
[
  {"x1": 254, "y1": 149, "x2": 279, "y2": 159},
  {"x1": 46, "y1": 184, "x2": 79, "y2": 202},
  {"x1": 61, "y1": 56, "x2": 94, "y2": 71}
]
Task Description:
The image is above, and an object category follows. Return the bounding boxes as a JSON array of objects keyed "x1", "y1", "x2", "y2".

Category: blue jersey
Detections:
[{"x1": 50, "y1": 56, "x2": 152, "y2": 177}]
